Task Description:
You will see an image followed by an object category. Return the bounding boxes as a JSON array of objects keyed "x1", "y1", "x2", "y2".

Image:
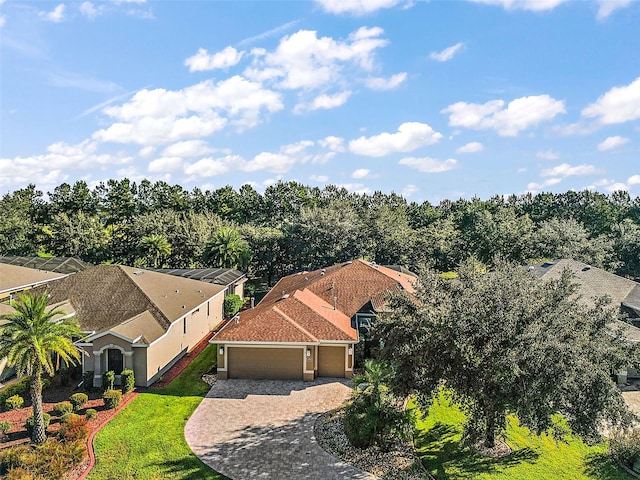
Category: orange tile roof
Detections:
[{"x1": 213, "y1": 259, "x2": 415, "y2": 344}]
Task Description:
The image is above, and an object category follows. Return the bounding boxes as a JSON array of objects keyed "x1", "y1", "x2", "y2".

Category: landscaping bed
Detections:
[{"x1": 314, "y1": 407, "x2": 426, "y2": 479}]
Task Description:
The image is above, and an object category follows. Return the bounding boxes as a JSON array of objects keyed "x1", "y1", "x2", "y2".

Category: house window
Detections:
[
  {"x1": 356, "y1": 315, "x2": 375, "y2": 340},
  {"x1": 107, "y1": 349, "x2": 124, "y2": 375},
  {"x1": 183, "y1": 317, "x2": 187, "y2": 334}
]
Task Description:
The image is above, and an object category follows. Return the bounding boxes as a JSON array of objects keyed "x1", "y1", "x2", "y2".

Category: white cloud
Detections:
[
  {"x1": 526, "y1": 177, "x2": 561, "y2": 192},
  {"x1": 185, "y1": 46, "x2": 244, "y2": 72},
  {"x1": 310, "y1": 174, "x2": 329, "y2": 182},
  {"x1": 536, "y1": 150, "x2": 559, "y2": 160},
  {"x1": 352, "y1": 168, "x2": 372, "y2": 179},
  {"x1": 319, "y1": 136, "x2": 345, "y2": 152},
  {"x1": 93, "y1": 76, "x2": 283, "y2": 145},
  {"x1": 246, "y1": 27, "x2": 389, "y2": 91},
  {"x1": 162, "y1": 140, "x2": 217, "y2": 158},
  {"x1": 429, "y1": 43, "x2": 465, "y2": 62},
  {"x1": 315, "y1": 0, "x2": 405, "y2": 15},
  {"x1": 365, "y1": 72, "x2": 407, "y2": 90},
  {"x1": 469, "y1": 0, "x2": 568, "y2": 11},
  {"x1": 296, "y1": 91, "x2": 351, "y2": 113},
  {"x1": 183, "y1": 155, "x2": 237, "y2": 178},
  {"x1": 349, "y1": 122, "x2": 442, "y2": 157},
  {"x1": 335, "y1": 183, "x2": 371, "y2": 194},
  {"x1": 456, "y1": 141, "x2": 483, "y2": 153},
  {"x1": 79, "y1": 2, "x2": 102, "y2": 18},
  {"x1": 0, "y1": 140, "x2": 130, "y2": 190},
  {"x1": 597, "y1": 135, "x2": 629, "y2": 151},
  {"x1": 541, "y1": 163, "x2": 602, "y2": 177},
  {"x1": 398, "y1": 157, "x2": 457, "y2": 173},
  {"x1": 585, "y1": 178, "x2": 629, "y2": 193},
  {"x1": 237, "y1": 20, "x2": 300, "y2": 47},
  {"x1": 402, "y1": 184, "x2": 419, "y2": 197},
  {"x1": 582, "y1": 76, "x2": 640, "y2": 124},
  {"x1": 40, "y1": 4, "x2": 65, "y2": 22},
  {"x1": 240, "y1": 140, "x2": 319, "y2": 173},
  {"x1": 628, "y1": 175, "x2": 640, "y2": 186},
  {"x1": 148, "y1": 157, "x2": 183, "y2": 173},
  {"x1": 596, "y1": 0, "x2": 634, "y2": 19},
  {"x1": 443, "y1": 94, "x2": 565, "y2": 136}
]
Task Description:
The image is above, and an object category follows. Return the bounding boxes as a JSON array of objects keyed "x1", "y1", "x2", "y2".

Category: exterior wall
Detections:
[
  {"x1": 144, "y1": 293, "x2": 224, "y2": 386},
  {"x1": 89, "y1": 334, "x2": 136, "y2": 387},
  {"x1": 0, "y1": 357, "x2": 15, "y2": 382},
  {"x1": 233, "y1": 281, "x2": 244, "y2": 299}
]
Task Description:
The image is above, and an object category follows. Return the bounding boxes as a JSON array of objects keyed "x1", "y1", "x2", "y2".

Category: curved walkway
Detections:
[{"x1": 185, "y1": 378, "x2": 375, "y2": 480}]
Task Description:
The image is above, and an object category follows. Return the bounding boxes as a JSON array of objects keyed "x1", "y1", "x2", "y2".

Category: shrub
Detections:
[
  {"x1": 610, "y1": 428, "x2": 640, "y2": 469},
  {"x1": 102, "y1": 370, "x2": 115, "y2": 391},
  {"x1": 83, "y1": 370, "x2": 94, "y2": 392},
  {"x1": 85, "y1": 408, "x2": 97, "y2": 420},
  {"x1": 58, "y1": 414, "x2": 88, "y2": 443},
  {"x1": 224, "y1": 294, "x2": 243, "y2": 318},
  {"x1": 103, "y1": 389, "x2": 122, "y2": 410},
  {"x1": 0, "y1": 439, "x2": 86, "y2": 479},
  {"x1": 52, "y1": 401, "x2": 73, "y2": 417},
  {"x1": 25, "y1": 413, "x2": 50, "y2": 436},
  {"x1": 0, "y1": 421, "x2": 12, "y2": 435},
  {"x1": 121, "y1": 369, "x2": 135, "y2": 394},
  {"x1": 69, "y1": 393, "x2": 88, "y2": 412},
  {"x1": 0, "y1": 377, "x2": 31, "y2": 406},
  {"x1": 5, "y1": 395, "x2": 24, "y2": 411}
]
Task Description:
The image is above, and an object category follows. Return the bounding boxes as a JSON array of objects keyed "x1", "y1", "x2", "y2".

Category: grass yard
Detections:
[
  {"x1": 89, "y1": 345, "x2": 227, "y2": 480},
  {"x1": 414, "y1": 391, "x2": 629, "y2": 480}
]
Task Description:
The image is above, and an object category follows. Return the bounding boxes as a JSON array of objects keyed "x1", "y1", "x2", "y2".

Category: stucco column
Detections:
[
  {"x1": 92, "y1": 351, "x2": 102, "y2": 388},
  {"x1": 124, "y1": 351, "x2": 134, "y2": 370}
]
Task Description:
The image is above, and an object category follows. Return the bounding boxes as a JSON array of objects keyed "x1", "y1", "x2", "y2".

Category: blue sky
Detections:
[{"x1": 1, "y1": 0, "x2": 639, "y2": 203}]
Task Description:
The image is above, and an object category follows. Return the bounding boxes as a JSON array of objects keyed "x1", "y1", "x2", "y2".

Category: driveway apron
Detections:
[{"x1": 185, "y1": 378, "x2": 375, "y2": 479}]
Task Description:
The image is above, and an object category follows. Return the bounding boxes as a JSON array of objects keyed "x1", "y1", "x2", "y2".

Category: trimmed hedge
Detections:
[
  {"x1": 224, "y1": 294, "x2": 243, "y2": 318},
  {"x1": 5, "y1": 395, "x2": 24, "y2": 411},
  {"x1": 103, "y1": 389, "x2": 122, "y2": 410},
  {"x1": 69, "y1": 393, "x2": 88, "y2": 412},
  {"x1": 121, "y1": 369, "x2": 134, "y2": 394},
  {"x1": 52, "y1": 402, "x2": 73, "y2": 417},
  {"x1": 25, "y1": 413, "x2": 51, "y2": 435},
  {"x1": 0, "y1": 377, "x2": 31, "y2": 406},
  {"x1": 0, "y1": 421, "x2": 11, "y2": 435},
  {"x1": 102, "y1": 370, "x2": 115, "y2": 391},
  {"x1": 85, "y1": 408, "x2": 97, "y2": 420}
]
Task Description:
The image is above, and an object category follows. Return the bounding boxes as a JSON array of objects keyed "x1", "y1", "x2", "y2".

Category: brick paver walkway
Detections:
[{"x1": 185, "y1": 378, "x2": 376, "y2": 480}]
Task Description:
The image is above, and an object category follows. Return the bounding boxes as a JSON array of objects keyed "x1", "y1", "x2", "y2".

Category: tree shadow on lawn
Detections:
[
  {"x1": 416, "y1": 421, "x2": 539, "y2": 479},
  {"x1": 583, "y1": 452, "x2": 630, "y2": 480},
  {"x1": 146, "y1": 457, "x2": 230, "y2": 480}
]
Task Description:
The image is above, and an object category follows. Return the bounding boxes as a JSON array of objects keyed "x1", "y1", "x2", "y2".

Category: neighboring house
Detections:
[
  {"x1": 150, "y1": 267, "x2": 247, "y2": 298},
  {"x1": 532, "y1": 259, "x2": 640, "y2": 383},
  {"x1": 212, "y1": 259, "x2": 416, "y2": 381},
  {"x1": 0, "y1": 256, "x2": 91, "y2": 274},
  {"x1": 29, "y1": 265, "x2": 227, "y2": 387},
  {"x1": 0, "y1": 263, "x2": 72, "y2": 381}
]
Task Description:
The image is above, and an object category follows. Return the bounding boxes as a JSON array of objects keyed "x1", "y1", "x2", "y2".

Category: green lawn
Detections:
[
  {"x1": 414, "y1": 392, "x2": 629, "y2": 480},
  {"x1": 89, "y1": 345, "x2": 227, "y2": 480}
]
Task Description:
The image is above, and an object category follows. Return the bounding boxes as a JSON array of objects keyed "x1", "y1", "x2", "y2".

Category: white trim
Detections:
[
  {"x1": 0, "y1": 275, "x2": 68, "y2": 296},
  {"x1": 88, "y1": 330, "x2": 137, "y2": 344}
]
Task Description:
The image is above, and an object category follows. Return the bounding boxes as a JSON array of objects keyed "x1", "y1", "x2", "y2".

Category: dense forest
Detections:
[{"x1": 2, "y1": 179, "x2": 640, "y2": 285}]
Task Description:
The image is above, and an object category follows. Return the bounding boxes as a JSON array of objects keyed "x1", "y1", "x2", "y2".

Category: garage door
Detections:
[
  {"x1": 318, "y1": 346, "x2": 345, "y2": 378},
  {"x1": 228, "y1": 347, "x2": 303, "y2": 380}
]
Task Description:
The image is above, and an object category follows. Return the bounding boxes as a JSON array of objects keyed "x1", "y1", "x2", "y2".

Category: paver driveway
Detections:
[{"x1": 185, "y1": 378, "x2": 375, "y2": 480}]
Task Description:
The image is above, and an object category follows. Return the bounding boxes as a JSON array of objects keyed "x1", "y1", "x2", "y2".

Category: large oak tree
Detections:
[{"x1": 375, "y1": 259, "x2": 637, "y2": 448}]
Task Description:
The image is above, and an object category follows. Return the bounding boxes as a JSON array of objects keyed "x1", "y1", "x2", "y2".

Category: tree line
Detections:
[{"x1": 2, "y1": 178, "x2": 640, "y2": 284}]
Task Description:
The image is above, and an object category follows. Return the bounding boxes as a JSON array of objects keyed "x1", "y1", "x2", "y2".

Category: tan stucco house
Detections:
[
  {"x1": 30, "y1": 265, "x2": 227, "y2": 387},
  {"x1": 212, "y1": 259, "x2": 416, "y2": 381},
  {"x1": 532, "y1": 259, "x2": 640, "y2": 383}
]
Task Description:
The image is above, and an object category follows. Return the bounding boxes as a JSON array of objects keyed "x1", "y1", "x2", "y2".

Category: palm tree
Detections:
[
  {"x1": 0, "y1": 292, "x2": 81, "y2": 444},
  {"x1": 139, "y1": 234, "x2": 172, "y2": 268},
  {"x1": 203, "y1": 227, "x2": 251, "y2": 270}
]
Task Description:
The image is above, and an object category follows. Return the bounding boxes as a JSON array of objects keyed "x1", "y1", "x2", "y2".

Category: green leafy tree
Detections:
[
  {"x1": 46, "y1": 212, "x2": 109, "y2": 262},
  {"x1": 204, "y1": 227, "x2": 251, "y2": 270},
  {"x1": 0, "y1": 292, "x2": 81, "y2": 444},
  {"x1": 138, "y1": 234, "x2": 172, "y2": 268},
  {"x1": 375, "y1": 259, "x2": 635, "y2": 448}
]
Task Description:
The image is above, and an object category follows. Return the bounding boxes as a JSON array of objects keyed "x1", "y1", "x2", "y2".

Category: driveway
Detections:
[{"x1": 185, "y1": 378, "x2": 375, "y2": 480}]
